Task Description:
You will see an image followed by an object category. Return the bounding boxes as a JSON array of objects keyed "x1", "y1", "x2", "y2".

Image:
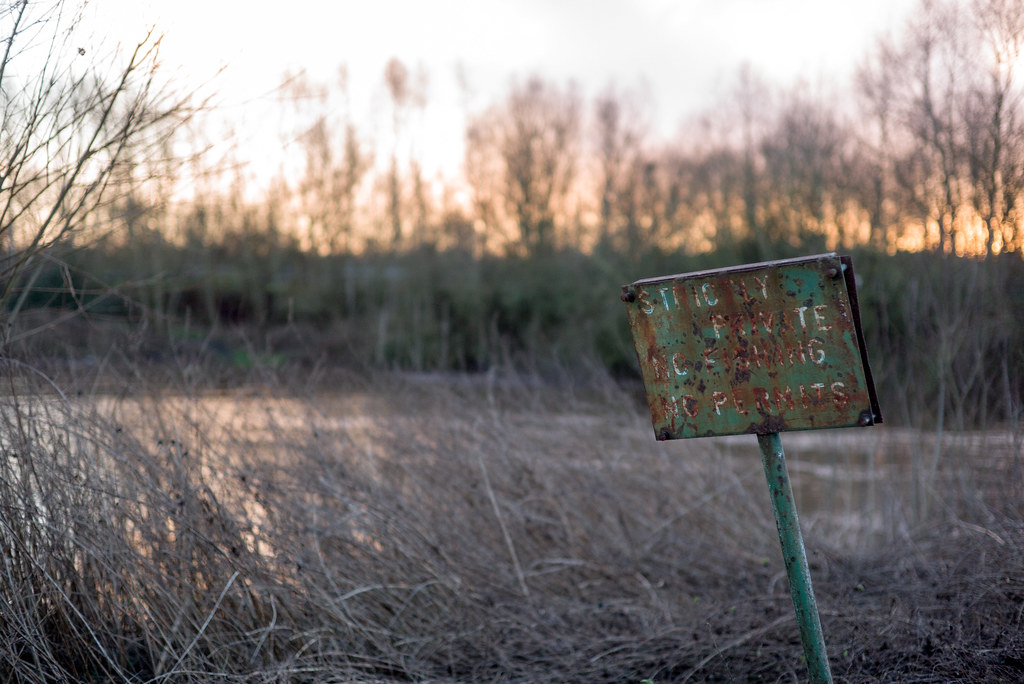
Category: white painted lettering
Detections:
[
  {"x1": 638, "y1": 289, "x2": 654, "y2": 314},
  {"x1": 753, "y1": 276, "x2": 768, "y2": 299},
  {"x1": 813, "y1": 305, "x2": 831, "y2": 331},
  {"x1": 736, "y1": 279, "x2": 753, "y2": 301},
  {"x1": 650, "y1": 352, "x2": 668, "y2": 380},
  {"x1": 672, "y1": 285, "x2": 686, "y2": 309},
  {"x1": 702, "y1": 282, "x2": 718, "y2": 306},
  {"x1": 793, "y1": 306, "x2": 808, "y2": 330},
  {"x1": 711, "y1": 314, "x2": 727, "y2": 338},
  {"x1": 773, "y1": 386, "x2": 796, "y2": 412},
  {"x1": 753, "y1": 387, "x2": 772, "y2": 413},
  {"x1": 671, "y1": 352, "x2": 689, "y2": 376},
  {"x1": 729, "y1": 315, "x2": 747, "y2": 338},
  {"x1": 807, "y1": 338, "x2": 826, "y2": 364},
  {"x1": 668, "y1": 395, "x2": 680, "y2": 416},
  {"x1": 831, "y1": 382, "x2": 849, "y2": 408},
  {"x1": 681, "y1": 395, "x2": 699, "y2": 418},
  {"x1": 786, "y1": 343, "x2": 806, "y2": 366}
]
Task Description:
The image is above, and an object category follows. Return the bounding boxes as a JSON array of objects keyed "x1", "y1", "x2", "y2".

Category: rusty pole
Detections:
[{"x1": 757, "y1": 432, "x2": 833, "y2": 684}]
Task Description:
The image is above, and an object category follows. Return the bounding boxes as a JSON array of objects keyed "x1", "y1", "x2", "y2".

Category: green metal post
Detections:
[{"x1": 757, "y1": 432, "x2": 833, "y2": 683}]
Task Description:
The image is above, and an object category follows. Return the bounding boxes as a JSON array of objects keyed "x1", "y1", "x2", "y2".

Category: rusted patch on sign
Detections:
[{"x1": 623, "y1": 253, "x2": 882, "y2": 440}]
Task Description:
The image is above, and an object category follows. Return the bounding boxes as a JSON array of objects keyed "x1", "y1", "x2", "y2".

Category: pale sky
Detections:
[{"x1": 80, "y1": 0, "x2": 920, "y2": 181}]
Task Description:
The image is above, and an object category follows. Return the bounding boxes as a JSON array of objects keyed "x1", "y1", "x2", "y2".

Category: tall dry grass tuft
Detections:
[
  {"x1": 0, "y1": 361, "x2": 1021, "y2": 682},
  {"x1": 0, "y1": 365, "x2": 275, "y2": 681}
]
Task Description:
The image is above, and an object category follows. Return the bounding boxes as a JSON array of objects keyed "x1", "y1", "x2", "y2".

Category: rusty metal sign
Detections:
[{"x1": 622, "y1": 253, "x2": 881, "y2": 440}]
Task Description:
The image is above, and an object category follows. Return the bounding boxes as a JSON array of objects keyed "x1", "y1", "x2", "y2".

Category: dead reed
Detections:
[{"x1": 0, "y1": 363, "x2": 1021, "y2": 682}]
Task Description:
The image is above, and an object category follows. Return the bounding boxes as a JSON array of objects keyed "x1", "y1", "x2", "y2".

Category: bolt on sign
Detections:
[{"x1": 622, "y1": 253, "x2": 882, "y2": 440}]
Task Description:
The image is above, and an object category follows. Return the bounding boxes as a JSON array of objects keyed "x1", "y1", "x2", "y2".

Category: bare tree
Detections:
[
  {"x1": 593, "y1": 88, "x2": 641, "y2": 249},
  {"x1": 913, "y1": 0, "x2": 973, "y2": 254},
  {"x1": 467, "y1": 76, "x2": 580, "y2": 256},
  {"x1": 282, "y1": 68, "x2": 372, "y2": 256},
  {"x1": 857, "y1": 0, "x2": 1024, "y2": 255},
  {"x1": 0, "y1": 0, "x2": 194, "y2": 344},
  {"x1": 760, "y1": 88, "x2": 855, "y2": 250},
  {"x1": 856, "y1": 34, "x2": 902, "y2": 249},
  {"x1": 463, "y1": 115, "x2": 505, "y2": 255},
  {"x1": 383, "y1": 57, "x2": 428, "y2": 249},
  {"x1": 733, "y1": 64, "x2": 772, "y2": 257},
  {"x1": 965, "y1": 0, "x2": 1024, "y2": 256},
  {"x1": 384, "y1": 58, "x2": 409, "y2": 247}
]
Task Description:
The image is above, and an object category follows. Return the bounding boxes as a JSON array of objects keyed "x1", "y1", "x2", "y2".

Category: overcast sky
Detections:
[{"x1": 83, "y1": 0, "x2": 921, "y2": 179}]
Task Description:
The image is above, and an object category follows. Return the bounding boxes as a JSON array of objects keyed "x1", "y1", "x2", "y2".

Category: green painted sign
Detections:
[{"x1": 622, "y1": 253, "x2": 881, "y2": 440}]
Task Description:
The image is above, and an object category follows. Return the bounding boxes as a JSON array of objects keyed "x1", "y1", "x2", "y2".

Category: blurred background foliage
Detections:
[
  {"x1": 3, "y1": 0, "x2": 1023, "y2": 433},
  {"x1": 17, "y1": 240, "x2": 1024, "y2": 434}
]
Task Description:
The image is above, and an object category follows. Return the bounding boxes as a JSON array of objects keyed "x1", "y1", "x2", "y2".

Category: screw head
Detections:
[
  {"x1": 620, "y1": 289, "x2": 636, "y2": 303},
  {"x1": 858, "y1": 410, "x2": 873, "y2": 426},
  {"x1": 657, "y1": 427, "x2": 672, "y2": 441},
  {"x1": 826, "y1": 267, "x2": 840, "y2": 279}
]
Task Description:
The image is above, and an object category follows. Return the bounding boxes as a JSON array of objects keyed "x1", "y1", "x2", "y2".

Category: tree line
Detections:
[
  {"x1": 6, "y1": 0, "x2": 1024, "y2": 274},
  {"x1": 1, "y1": 0, "x2": 1022, "y2": 431},
  {"x1": 133, "y1": 0, "x2": 1021, "y2": 262}
]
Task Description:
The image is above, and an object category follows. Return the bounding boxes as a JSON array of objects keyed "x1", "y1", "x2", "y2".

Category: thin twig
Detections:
[
  {"x1": 151, "y1": 570, "x2": 240, "y2": 682},
  {"x1": 477, "y1": 449, "x2": 529, "y2": 598},
  {"x1": 680, "y1": 614, "x2": 792, "y2": 683}
]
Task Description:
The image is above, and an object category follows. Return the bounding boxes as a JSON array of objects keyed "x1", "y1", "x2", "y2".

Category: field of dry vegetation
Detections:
[
  {"x1": 2, "y1": 1, "x2": 1024, "y2": 680},
  {"x1": 1, "y1": 361, "x2": 1021, "y2": 683}
]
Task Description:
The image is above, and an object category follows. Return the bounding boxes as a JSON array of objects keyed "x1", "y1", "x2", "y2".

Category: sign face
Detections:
[{"x1": 622, "y1": 253, "x2": 881, "y2": 440}]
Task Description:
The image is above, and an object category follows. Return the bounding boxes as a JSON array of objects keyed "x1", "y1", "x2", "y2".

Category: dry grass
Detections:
[{"x1": 0, "y1": 363, "x2": 1021, "y2": 682}]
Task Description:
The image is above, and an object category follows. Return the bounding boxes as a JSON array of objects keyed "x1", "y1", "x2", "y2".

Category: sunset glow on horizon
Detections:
[
  {"x1": 82, "y1": 0, "x2": 918, "y2": 183},
  {"x1": 27, "y1": 0, "x2": 1014, "y2": 259}
]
